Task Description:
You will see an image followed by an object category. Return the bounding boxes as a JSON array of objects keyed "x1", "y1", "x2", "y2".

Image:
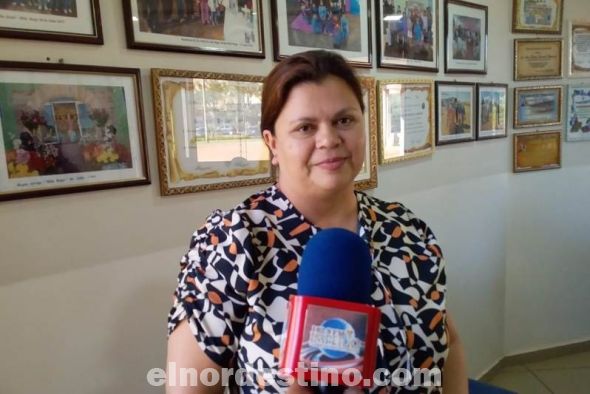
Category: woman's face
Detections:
[{"x1": 263, "y1": 75, "x2": 365, "y2": 198}]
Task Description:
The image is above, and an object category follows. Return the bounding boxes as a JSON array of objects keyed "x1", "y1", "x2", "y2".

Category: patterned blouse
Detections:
[{"x1": 168, "y1": 185, "x2": 448, "y2": 393}]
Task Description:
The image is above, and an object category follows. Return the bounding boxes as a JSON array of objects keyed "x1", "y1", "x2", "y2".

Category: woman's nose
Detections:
[{"x1": 316, "y1": 124, "x2": 342, "y2": 149}]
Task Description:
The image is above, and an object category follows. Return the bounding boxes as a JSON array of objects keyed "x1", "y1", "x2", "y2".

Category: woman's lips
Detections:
[{"x1": 315, "y1": 157, "x2": 347, "y2": 170}]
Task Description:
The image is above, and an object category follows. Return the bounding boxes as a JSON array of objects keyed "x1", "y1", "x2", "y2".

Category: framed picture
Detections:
[
  {"x1": 270, "y1": 0, "x2": 372, "y2": 67},
  {"x1": 476, "y1": 83, "x2": 508, "y2": 140},
  {"x1": 435, "y1": 81, "x2": 476, "y2": 145},
  {"x1": 512, "y1": 0, "x2": 563, "y2": 34},
  {"x1": 514, "y1": 38, "x2": 563, "y2": 81},
  {"x1": 565, "y1": 84, "x2": 590, "y2": 142},
  {"x1": 569, "y1": 21, "x2": 590, "y2": 77},
  {"x1": 444, "y1": 0, "x2": 487, "y2": 74},
  {"x1": 378, "y1": 79, "x2": 434, "y2": 163},
  {"x1": 514, "y1": 85, "x2": 562, "y2": 128},
  {"x1": 123, "y1": 0, "x2": 264, "y2": 58},
  {"x1": 376, "y1": 0, "x2": 438, "y2": 72},
  {"x1": 513, "y1": 130, "x2": 561, "y2": 172},
  {"x1": 152, "y1": 68, "x2": 273, "y2": 195},
  {"x1": 0, "y1": 0, "x2": 102, "y2": 44},
  {"x1": 355, "y1": 77, "x2": 378, "y2": 190},
  {"x1": 0, "y1": 61, "x2": 150, "y2": 202}
]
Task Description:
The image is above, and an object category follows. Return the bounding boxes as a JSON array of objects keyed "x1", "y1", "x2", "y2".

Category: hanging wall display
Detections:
[
  {"x1": 514, "y1": 85, "x2": 563, "y2": 128},
  {"x1": 513, "y1": 130, "x2": 561, "y2": 172},
  {"x1": 444, "y1": 0, "x2": 487, "y2": 74},
  {"x1": 568, "y1": 21, "x2": 590, "y2": 77},
  {"x1": 565, "y1": 84, "x2": 590, "y2": 141},
  {"x1": 355, "y1": 76, "x2": 378, "y2": 190},
  {"x1": 514, "y1": 38, "x2": 563, "y2": 81},
  {"x1": 476, "y1": 83, "x2": 508, "y2": 140},
  {"x1": 435, "y1": 81, "x2": 476, "y2": 144},
  {"x1": 512, "y1": 0, "x2": 563, "y2": 34}
]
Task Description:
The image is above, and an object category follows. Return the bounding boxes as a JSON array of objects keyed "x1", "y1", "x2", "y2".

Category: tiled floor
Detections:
[{"x1": 482, "y1": 350, "x2": 590, "y2": 394}]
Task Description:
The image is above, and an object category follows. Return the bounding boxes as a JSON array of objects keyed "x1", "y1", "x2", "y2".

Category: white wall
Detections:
[{"x1": 0, "y1": 1, "x2": 588, "y2": 393}]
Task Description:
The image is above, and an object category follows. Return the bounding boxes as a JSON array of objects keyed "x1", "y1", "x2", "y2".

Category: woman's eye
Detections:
[
  {"x1": 337, "y1": 116, "x2": 354, "y2": 126},
  {"x1": 297, "y1": 124, "x2": 313, "y2": 133}
]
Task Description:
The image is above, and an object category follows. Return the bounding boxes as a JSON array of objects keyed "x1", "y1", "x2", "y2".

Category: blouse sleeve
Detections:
[{"x1": 167, "y1": 209, "x2": 254, "y2": 368}]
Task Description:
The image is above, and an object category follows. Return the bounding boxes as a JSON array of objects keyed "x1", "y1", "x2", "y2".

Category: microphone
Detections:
[{"x1": 279, "y1": 228, "x2": 381, "y2": 392}]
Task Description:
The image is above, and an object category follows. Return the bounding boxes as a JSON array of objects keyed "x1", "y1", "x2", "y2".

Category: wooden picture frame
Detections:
[
  {"x1": 444, "y1": 0, "x2": 487, "y2": 74},
  {"x1": 512, "y1": 0, "x2": 563, "y2": 34},
  {"x1": 151, "y1": 68, "x2": 273, "y2": 195},
  {"x1": 435, "y1": 81, "x2": 476, "y2": 145},
  {"x1": 0, "y1": 61, "x2": 150, "y2": 201},
  {"x1": 514, "y1": 85, "x2": 562, "y2": 128},
  {"x1": 355, "y1": 76, "x2": 378, "y2": 190},
  {"x1": 514, "y1": 38, "x2": 563, "y2": 81},
  {"x1": 565, "y1": 84, "x2": 590, "y2": 142},
  {"x1": 0, "y1": 0, "x2": 102, "y2": 44},
  {"x1": 568, "y1": 20, "x2": 590, "y2": 77},
  {"x1": 123, "y1": 0, "x2": 264, "y2": 58},
  {"x1": 270, "y1": 0, "x2": 372, "y2": 67},
  {"x1": 476, "y1": 83, "x2": 508, "y2": 140},
  {"x1": 513, "y1": 130, "x2": 561, "y2": 172}
]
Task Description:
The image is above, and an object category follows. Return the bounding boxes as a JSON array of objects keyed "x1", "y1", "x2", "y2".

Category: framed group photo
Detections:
[
  {"x1": 123, "y1": 0, "x2": 264, "y2": 58},
  {"x1": 376, "y1": 0, "x2": 438, "y2": 72},
  {"x1": 569, "y1": 21, "x2": 590, "y2": 77},
  {"x1": 513, "y1": 130, "x2": 561, "y2": 173},
  {"x1": 355, "y1": 77, "x2": 378, "y2": 190},
  {"x1": 270, "y1": 0, "x2": 372, "y2": 67},
  {"x1": 514, "y1": 85, "x2": 562, "y2": 128},
  {"x1": 565, "y1": 84, "x2": 590, "y2": 142},
  {"x1": 435, "y1": 81, "x2": 476, "y2": 145},
  {"x1": 444, "y1": 0, "x2": 487, "y2": 74},
  {"x1": 0, "y1": 0, "x2": 102, "y2": 44},
  {"x1": 476, "y1": 83, "x2": 508, "y2": 140},
  {"x1": 514, "y1": 38, "x2": 563, "y2": 81},
  {"x1": 512, "y1": 0, "x2": 563, "y2": 34},
  {"x1": 0, "y1": 61, "x2": 150, "y2": 201}
]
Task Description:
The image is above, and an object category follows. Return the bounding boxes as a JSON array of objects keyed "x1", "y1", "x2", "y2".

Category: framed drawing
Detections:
[
  {"x1": 0, "y1": 61, "x2": 149, "y2": 202},
  {"x1": 565, "y1": 84, "x2": 590, "y2": 142},
  {"x1": 378, "y1": 79, "x2": 434, "y2": 163},
  {"x1": 514, "y1": 38, "x2": 563, "y2": 81},
  {"x1": 435, "y1": 81, "x2": 476, "y2": 145},
  {"x1": 355, "y1": 76, "x2": 378, "y2": 190},
  {"x1": 270, "y1": 0, "x2": 372, "y2": 67},
  {"x1": 0, "y1": 0, "x2": 102, "y2": 44},
  {"x1": 569, "y1": 21, "x2": 590, "y2": 77},
  {"x1": 444, "y1": 0, "x2": 487, "y2": 74},
  {"x1": 123, "y1": 0, "x2": 264, "y2": 58},
  {"x1": 376, "y1": 0, "x2": 438, "y2": 72},
  {"x1": 476, "y1": 83, "x2": 508, "y2": 140},
  {"x1": 151, "y1": 68, "x2": 272, "y2": 195},
  {"x1": 513, "y1": 130, "x2": 561, "y2": 172},
  {"x1": 514, "y1": 85, "x2": 562, "y2": 128},
  {"x1": 512, "y1": 0, "x2": 563, "y2": 34}
]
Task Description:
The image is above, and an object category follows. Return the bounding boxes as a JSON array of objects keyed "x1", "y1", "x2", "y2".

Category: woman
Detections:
[{"x1": 166, "y1": 50, "x2": 467, "y2": 393}]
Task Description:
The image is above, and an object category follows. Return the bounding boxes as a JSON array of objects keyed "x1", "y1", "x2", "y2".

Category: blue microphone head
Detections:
[{"x1": 298, "y1": 228, "x2": 373, "y2": 304}]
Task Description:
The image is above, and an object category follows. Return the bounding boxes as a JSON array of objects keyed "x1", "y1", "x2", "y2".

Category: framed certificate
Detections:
[
  {"x1": 514, "y1": 85, "x2": 562, "y2": 128},
  {"x1": 569, "y1": 21, "x2": 590, "y2": 77},
  {"x1": 512, "y1": 0, "x2": 563, "y2": 34},
  {"x1": 513, "y1": 130, "x2": 561, "y2": 173},
  {"x1": 514, "y1": 38, "x2": 562, "y2": 81},
  {"x1": 565, "y1": 84, "x2": 590, "y2": 142}
]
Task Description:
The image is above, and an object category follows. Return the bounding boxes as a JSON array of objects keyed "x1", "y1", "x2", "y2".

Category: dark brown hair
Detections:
[{"x1": 261, "y1": 50, "x2": 364, "y2": 135}]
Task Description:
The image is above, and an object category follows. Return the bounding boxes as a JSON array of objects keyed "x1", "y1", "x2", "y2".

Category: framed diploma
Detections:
[
  {"x1": 476, "y1": 83, "x2": 508, "y2": 140},
  {"x1": 355, "y1": 77, "x2": 378, "y2": 190},
  {"x1": 565, "y1": 84, "x2": 590, "y2": 142},
  {"x1": 513, "y1": 130, "x2": 561, "y2": 173},
  {"x1": 435, "y1": 81, "x2": 476, "y2": 145},
  {"x1": 512, "y1": 0, "x2": 563, "y2": 34},
  {"x1": 514, "y1": 38, "x2": 562, "y2": 81},
  {"x1": 514, "y1": 85, "x2": 562, "y2": 128},
  {"x1": 444, "y1": 0, "x2": 487, "y2": 74},
  {"x1": 569, "y1": 21, "x2": 590, "y2": 77},
  {"x1": 378, "y1": 80, "x2": 435, "y2": 164}
]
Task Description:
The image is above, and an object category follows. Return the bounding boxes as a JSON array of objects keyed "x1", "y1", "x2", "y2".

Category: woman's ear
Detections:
[{"x1": 262, "y1": 129, "x2": 279, "y2": 166}]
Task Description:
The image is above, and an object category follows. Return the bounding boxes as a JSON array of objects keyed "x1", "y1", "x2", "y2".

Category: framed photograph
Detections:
[
  {"x1": 378, "y1": 79, "x2": 434, "y2": 163},
  {"x1": 565, "y1": 84, "x2": 590, "y2": 142},
  {"x1": 376, "y1": 0, "x2": 438, "y2": 72},
  {"x1": 435, "y1": 81, "x2": 476, "y2": 145},
  {"x1": 514, "y1": 38, "x2": 562, "y2": 81},
  {"x1": 512, "y1": 0, "x2": 563, "y2": 34},
  {"x1": 355, "y1": 77, "x2": 378, "y2": 190},
  {"x1": 0, "y1": 0, "x2": 102, "y2": 44},
  {"x1": 270, "y1": 0, "x2": 372, "y2": 67},
  {"x1": 0, "y1": 61, "x2": 149, "y2": 202},
  {"x1": 123, "y1": 0, "x2": 264, "y2": 58},
  {"x1": 569, "y1": 21, "x2": 590, "y2": 77},
  {"x1": 476, "y1": 83, "x2": 508, "y2": 140},
  {"x1": 513, "y1": 130, "x2": 561, "y2": 172},
  {"x1": 444, "y1": 0, "x2": 487, "y2": 74},
  {"x1": 514, "y1": 85, "x2": 562, "y2": 128},
  {"x1": 152, "y1": 68, "x2": 273, "y2": 195}
]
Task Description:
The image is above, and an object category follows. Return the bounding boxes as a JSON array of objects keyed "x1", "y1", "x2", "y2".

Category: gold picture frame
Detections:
[
  {"x1": 569, "y1": 21, "x2": 590, "y2": 77},
  {"x1": 514, "y1": 38, "x2": 563, "y2": 81},
  {"x1": 151, "y1": 68, "x2": 272, "y2": 195},
  {"x1": 513, "y1": 85, "x2": 562, "y2": 128},
  {"x1": 513, "y1": 130, "x2": 561, "y2": 173},
  {"x1": 512, "y1": 0, "x2": 563, "y2": 34},
  {"x1": 355, "y1": 77, "x2": 378, "y2": 190}
]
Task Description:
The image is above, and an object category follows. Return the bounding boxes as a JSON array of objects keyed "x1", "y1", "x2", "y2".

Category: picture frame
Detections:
[
  {"x1": 568, "y1": 21, "x2": 590, "y2": 77},
  {"x1": 378, "y1": 79, "x2": 435, "y2": 163},
  {"x1": 565, "y1": 84, "x2": 590, "y2": 142},
  {"x1": 376, "y1": 0, "x2": 438, "y2": 72},
  {"x1": 514, "y1": 85, "x2": 562, "y2": 128},
  {"x1": 270, "y1": 0, "x2": 372, "y2": 67},
  {"x1": 123, "y1": 0, "x2": 264, "y2": 58},
  {"x1": 514, "y1": 38, "x2": 563, "y2": 81},
  {"x1": 355, "y1": 77, "x2": 378, "y2": 190},
  {"x1": 0, "y1": 61, "x2": 150, "y2": 202},
  {"x1": 0, "y1": 0, "x2": 102, "y2": 44},
  {"x1": 444, "y1": 0, "x2": 487, "y2": 74},
  {"x1": 435, "y1": 81, "x2": 476, "y2": 145},
  {"x1": 151, "y1": 68, "x2": 273, "y2": 195},
  {"x1": 476, "y1": 83, "x2": 508, "y2": 140},
  {"x1": 512, "y1": 0, "x2": 563, "y2": 34},
  {"x1": 513, "y1": 130, "x2": 561, "y2": 173}
]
